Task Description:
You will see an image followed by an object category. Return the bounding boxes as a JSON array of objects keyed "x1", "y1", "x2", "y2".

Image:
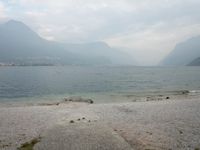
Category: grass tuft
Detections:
[{"x1": 17, "y1": 137, "x2": 41, "y2": 150}]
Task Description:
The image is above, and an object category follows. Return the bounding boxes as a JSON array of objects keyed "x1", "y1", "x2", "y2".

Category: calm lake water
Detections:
[{"x1": 0, "y1": 66, "x2": 200, "y2": 103}]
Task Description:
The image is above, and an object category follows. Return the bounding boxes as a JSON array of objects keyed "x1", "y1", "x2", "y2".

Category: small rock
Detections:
[
  {"x1": 64, "y1": 97, "x2": 94, "y2": 104},
  {"x1": 179, "y1": 130, "x2": 183, "y2": 134},
  {"x1": 181, "y1": 90, "x2": 189, "y2": 94},
  {"x1": 146, "y1": 131, "x2": 153, "y2": 135},
  {"x1": 70, "y1": 120, "x2": 75, "y2": 123},
  {"x1": 82, "y1": 117, "x2": 85, "y2": 120},
  {"x1": 88, "y1": 99, "x2": 94, "y2": 104},
  {"x1": 166, "y1": 97, "x2": 170, "y2": 99}
]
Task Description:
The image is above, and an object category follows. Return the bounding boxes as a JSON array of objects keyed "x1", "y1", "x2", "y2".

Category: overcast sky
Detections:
[{"x1": 0, "y1": 0, "x2": 200, "y2": 65}]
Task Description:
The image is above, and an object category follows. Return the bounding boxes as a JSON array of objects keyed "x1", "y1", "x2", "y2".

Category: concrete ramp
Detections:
[{"x1": 35, "y1": 123, "x2": 133, "y2": 150}]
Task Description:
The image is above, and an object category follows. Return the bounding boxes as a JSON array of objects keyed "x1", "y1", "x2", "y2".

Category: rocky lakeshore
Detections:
[{"x1": 0, "y1": 97, "x2": 200, "y2": 150}]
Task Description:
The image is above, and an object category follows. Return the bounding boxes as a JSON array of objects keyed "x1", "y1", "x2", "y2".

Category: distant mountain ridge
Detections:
[
  {"x1": 160, "y1": 36, "x2": 200, "y2": 66},
  {"x1": 0, "y1": 20, "x2": 135, "y2": 66},
  {"x1": 187, "y1": 57, "x2": 200, "y2": 66}
]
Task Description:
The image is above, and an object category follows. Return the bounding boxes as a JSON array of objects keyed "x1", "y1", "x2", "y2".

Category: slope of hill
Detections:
[
  {"x1": 0, "y1": 20, "x2": 135, "y2": 66},
  {"x1": 187, "y1": 57, "x2": 200, "y2": 66},
  {"x1": 160, "y1": 36, "x2": 200, "y2": 66}
]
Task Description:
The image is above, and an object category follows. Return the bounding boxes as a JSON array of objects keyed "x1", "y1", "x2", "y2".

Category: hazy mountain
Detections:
[
  {"x1": 0, "y1": 20, "x2": 135, "y2": 66},
  {"x1": 160, "y1": 36, "x2": 200, "y2": 66},
  {"x1": 187, "y1": 57, "x2": 200, "y2": 66},
  {"x1": 62, "y1": 42, "x2": 136, "y2": 65}
]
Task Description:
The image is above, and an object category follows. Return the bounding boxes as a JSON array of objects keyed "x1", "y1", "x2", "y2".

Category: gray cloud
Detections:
[
  {"x1": 0, "y1": 1, "x2": 7, "y2": 19},
  {"x1": 1, "y1": 0, "x2": 200, "y2": 65}
]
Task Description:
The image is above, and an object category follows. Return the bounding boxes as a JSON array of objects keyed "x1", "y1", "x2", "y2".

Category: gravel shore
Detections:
[{"x1": 0, "y1": 98, "x2": 200, "y2": 150}]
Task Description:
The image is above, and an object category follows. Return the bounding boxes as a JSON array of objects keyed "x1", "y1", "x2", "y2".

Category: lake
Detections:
[{"x1": 0, "y1": 66, "x2": 200, "y2": 103}]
